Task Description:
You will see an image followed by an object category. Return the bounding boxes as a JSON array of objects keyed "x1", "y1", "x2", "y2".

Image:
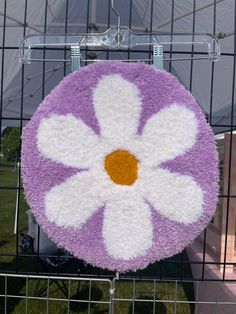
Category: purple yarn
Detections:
[{"x1": 21, "y1": 61, "x2": 219, "y2": 272}]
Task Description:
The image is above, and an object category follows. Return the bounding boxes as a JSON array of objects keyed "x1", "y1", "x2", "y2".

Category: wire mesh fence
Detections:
[
  {"x1": 1, "y1": 273, "x2": 236, "y2": 314},
  {"x1": 1, "y1": 0, "x2": 236, "y2": 313}
]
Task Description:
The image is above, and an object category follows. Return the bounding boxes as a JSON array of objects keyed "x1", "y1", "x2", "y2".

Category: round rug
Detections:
[{"x1": 21, "y1": 61, "x2": 219, "y2": 272}]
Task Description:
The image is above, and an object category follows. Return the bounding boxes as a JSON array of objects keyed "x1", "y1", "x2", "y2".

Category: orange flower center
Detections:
[{"x1": 104, "y1": 150, "x2": 138, "y2": 186}]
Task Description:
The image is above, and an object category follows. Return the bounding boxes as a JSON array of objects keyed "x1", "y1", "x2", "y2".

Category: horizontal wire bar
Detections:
[
  {"x1": 0, "y1": 186, "x2": 24, "y2": 190},
  {"x1": 22, "y1": 56, "x2": 211, "y2": 63},
  {"x1": 0, "y1": 117, "x2": 30, "y2": 121},
  {"x1": 2, "y1": 118, "x2": 236, "y2": 127},
  {"x1": 0, "y1": 253, "x2": 76, "y2": 258},
  {"x1": 0, "y1": 46, "x2": 235, "y2": 57},
  {"x1": 114, "y1": 298, "x2": 236, "y2": 305},
  {"x1": 1, "y1": 269, "x2": 236, "y2": 282},
  {"x1": 211, "y1": 124, "x2": 236, "y2": 127},
  {"x1": 0, "y1": 273, "x2": 112, "y2": 283},
  {"x1": 1, "y1": 293, "x2": 236, "y2": 306},
  {"x1": 0, "y1": 294, "x2": 110, "y2": 304},
  {"x1": 116, "y1": 276, "x2": 236, "y2": 282},
  {"x1": 1, "y1": 117, "x2": 236, "y2": 127},
  {"x1": 0, "y1": 253, "x2": 236, "y2": 265}
]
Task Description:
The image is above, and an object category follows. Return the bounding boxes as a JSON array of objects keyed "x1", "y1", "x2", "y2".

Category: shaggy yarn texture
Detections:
[{"x1": 21, "y1": 61, "x2": 219, "y2": 272}]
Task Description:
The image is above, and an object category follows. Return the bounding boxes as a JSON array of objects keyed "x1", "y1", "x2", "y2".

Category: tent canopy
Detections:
[{"x1": 0, "y1": 0, "x2": 235, "y2": 133}]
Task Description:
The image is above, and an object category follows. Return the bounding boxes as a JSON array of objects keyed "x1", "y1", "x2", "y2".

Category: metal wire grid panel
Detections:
[
  {"x1": 0, "y1": 273, "x2": 112, "y2": 314},
  {"x1": 1, "y1": 274, "x2": 236, "y2": 314},
  {"x1": 0, "y1": 0, "x2": 236, "y2": 313}
]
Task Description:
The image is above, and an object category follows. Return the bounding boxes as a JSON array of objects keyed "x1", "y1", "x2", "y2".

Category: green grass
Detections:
[
  {"x1": 0, "y1": 158, "x2": 28, "y2": 260},
  {"x1": 0, "y1": 158, "x2": 195, "y2": 313}
]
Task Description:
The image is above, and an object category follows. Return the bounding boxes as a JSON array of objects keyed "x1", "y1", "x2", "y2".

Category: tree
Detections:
[{"x1": 1, "y1": 127, "x2": 20, "y2": 162}]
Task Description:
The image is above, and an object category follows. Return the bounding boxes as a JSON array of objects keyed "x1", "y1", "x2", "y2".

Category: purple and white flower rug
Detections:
[{"x1": 21, "y1": 61, "x2": 219, "y2": 272}]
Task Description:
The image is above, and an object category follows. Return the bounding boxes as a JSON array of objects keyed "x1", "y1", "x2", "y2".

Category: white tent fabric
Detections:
[{"x1": 0, "y1": 0, "x2": 235, "y2": 132}]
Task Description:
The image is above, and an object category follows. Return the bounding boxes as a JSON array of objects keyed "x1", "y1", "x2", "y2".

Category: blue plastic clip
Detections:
[
  {"x1": 153, "y1": 44, "x2": 163, "y2": 70},
  {"x1": 71, "y1": 45, "x2": 81, "y2": 72}
]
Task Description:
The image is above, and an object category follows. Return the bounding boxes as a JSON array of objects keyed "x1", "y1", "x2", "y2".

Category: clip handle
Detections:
[
  {"x1": 71, "y1": 45, "x2": 81, "y2": 72},
  {"x1": 153, "y1": 44, "x2": 163, "y2": 70}
]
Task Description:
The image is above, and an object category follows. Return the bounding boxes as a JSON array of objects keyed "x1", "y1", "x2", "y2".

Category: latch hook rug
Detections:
[{"x1": 21, "y1": 61, "x2": 219, "y2": 272}]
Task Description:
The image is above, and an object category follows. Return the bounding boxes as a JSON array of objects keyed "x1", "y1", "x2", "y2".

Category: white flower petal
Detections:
[
  {"x1": 37, "y1": 114, "x2": 101, "y2": 168},
  {"x1": 45, "y1": 171, "x2": 104, "y2": 228},
  {"x1": 102, "y1": 191, "x2": 153, "y2": 260},
  {"x1": 93, "y1": 74, "x2": 141, "y2": 144},
  {"x1": 140, "y1": 168, "x2": 203, "y2": 224},
  {"x1": 140, "y1": 104, "x2": 197, "y2": 166}
]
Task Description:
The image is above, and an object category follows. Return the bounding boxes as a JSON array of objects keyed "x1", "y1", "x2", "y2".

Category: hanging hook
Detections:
[{"x1": 111, "y1": 0, "x2": 121, "y2": 38}]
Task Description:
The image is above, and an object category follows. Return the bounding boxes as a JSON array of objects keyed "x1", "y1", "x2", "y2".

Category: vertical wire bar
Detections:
[
  {"x1": 222, "y1": 0, "x2": 236, "y2": 280},
  {"x1": 36, "y1": 225, "x2": 40, "y2": 273},
  {"x1": 0, "y1": 0, "x2": 7, "y2": 278},
  {"x1": 194, "y1": 0, "x2": 207, "y2": 281},
  {"x1": 189, "y1": 0, "x2": 196, "y2": 92},
  {"x1": 42, "y1": 0, "x2": 48, "y2": 125},
  {"x1": 148, "y1": 0, "x2": 154, "y2": 63},
  {"x1": 201, "y1": 231, "x2": 207, "y2": 280},
  {"x1": 132, "y1": 279, "x2": 135, "y2": 314},
  {"x1": 127, "y1": 0, "x2": 133, "y2": 61},
  {"x1": 88, "y1": 280, "x2": 92, "y2": 314},
  {"x1": 152, "y1": 280, "x2": 156, "y2": 314},
  {"x1": 207, "y1": 0, "x2": 217, "y2": 282},
  {"x1": 15, "y1": 0, "x2": 28, "y2": 274},
  {"x1": 147, "y1": 0, "x2": 154, "y2": 280},
  {"x1": 64, "y1": 0, "x2": 69, "y2": 76},
  {"x1": 4, "y1": 275, "x2": 7, "y2": 314},
  {"x1": 215, "y1": 281, "x2": 220, "y2": 314},
  {"x1": 168, "y1": 0, "x2": 175, "y2": 73},
  {"x1": 46, "y1": 277, "x2": 49, "y2": 314},
  {"x1": 160, "y1": 260, "x2": 163, "y2": 280},
  {"x1": 195, "y1": 281, "x2": 199, "y2": 314},
  {"x1": 109, "y1": 279, "x2": 114, "y2": 314},
  {"x1": 36, "y1": 0, "x2": 48, "y2": 273},
  {"x1": 67, "y1": 278, "x2": 71, "y2": 314},
  {"x1": 209, "y1": 0, "x2": 217, "y2": 126},
  {"x1": 14, "y1": 168, "x2": 20, "y2": 234},
  {"x1": 180, "y1": 251, "x2": 184, "y2": 280},
  {"x1": 190, "y1": 0, "x2": 205, "y2": 281},
  {"x1": 85, "y1": 0, "x2": 90, "y2": 65},
  {"x1": 106, "y1": 0, "x2": 111, "y2": 60},
  {"x1": 138, "y1": 269, "x2": 141, "y2": 280},
  {"x1": 0, "y1": 0, "x2": 7, "y2": 156},
  {"x1": 25, "y1": 276, "x2": 28, "y2": 314},
  {"x1": 174, "y1": 280, "x2": 177, "y2": 314}
]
